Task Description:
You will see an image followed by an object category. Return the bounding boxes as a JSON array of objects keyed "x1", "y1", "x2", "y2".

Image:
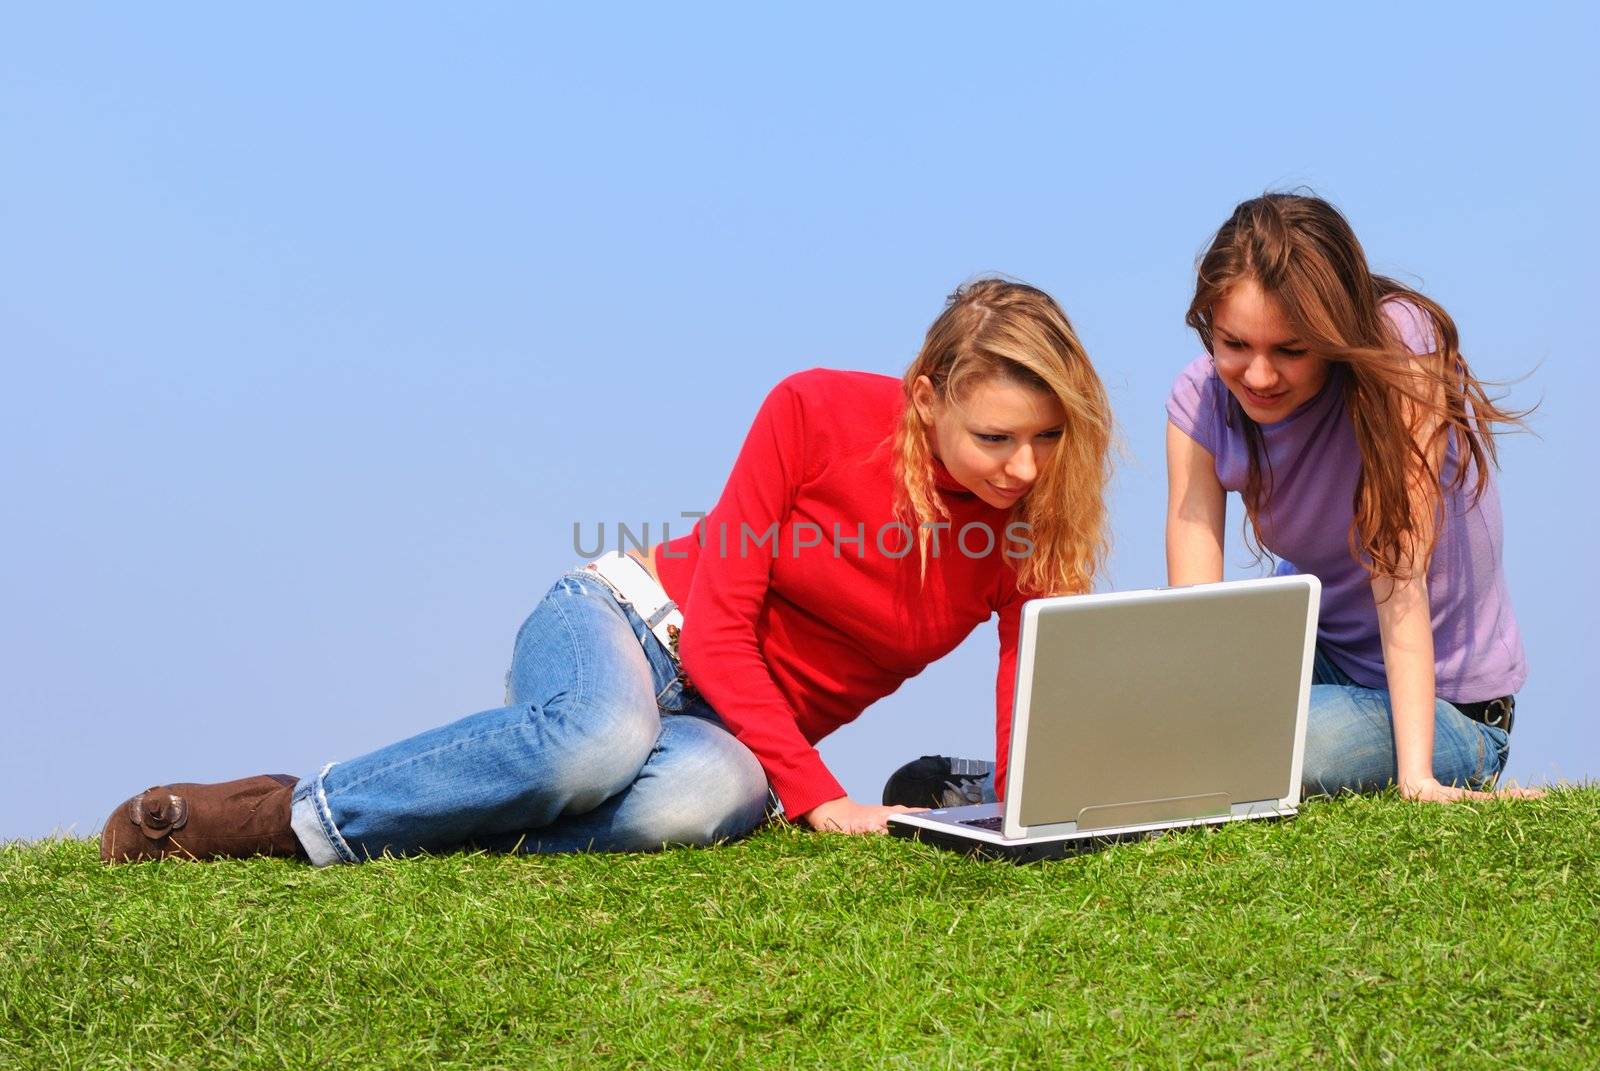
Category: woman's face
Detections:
[
  {"x1": 913, "y1": 375, "x2": 1066, "y2": 510},
  {"x1": 1211, "y1": 279, "x2": 1332, "y2": 423}
]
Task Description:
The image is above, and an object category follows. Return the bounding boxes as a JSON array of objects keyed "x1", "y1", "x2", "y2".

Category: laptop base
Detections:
[{"x1": 888, "y1": 804, "x2": 1296, "y2": 863}]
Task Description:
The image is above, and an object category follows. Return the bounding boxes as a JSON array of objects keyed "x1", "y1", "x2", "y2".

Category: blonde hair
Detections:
[
  {"x1": 1187, "y1": 193, "x2": 1527, "y2": 580},
  {"x1": 894, "y1": 278, "x2": 1113, "y2": 596}
]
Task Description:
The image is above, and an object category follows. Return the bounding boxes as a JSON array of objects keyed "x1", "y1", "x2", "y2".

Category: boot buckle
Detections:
[{"x1": 129, "y1": 790, "x2": 189, "y2": 840}]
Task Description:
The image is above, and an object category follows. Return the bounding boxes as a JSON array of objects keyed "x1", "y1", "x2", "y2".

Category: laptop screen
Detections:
[{"x1": 1013, "y1": 580, "x2": 1314, "y2": 829}]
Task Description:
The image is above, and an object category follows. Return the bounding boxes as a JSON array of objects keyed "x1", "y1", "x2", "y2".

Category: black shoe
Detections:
[{"x1": 882, "y1": 755, "x2": 993, "y2": 808}]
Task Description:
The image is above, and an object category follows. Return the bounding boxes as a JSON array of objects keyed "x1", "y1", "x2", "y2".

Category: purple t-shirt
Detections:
[{"x1": 1166, "y1": 300, "x2": 1527, "y2": 702}]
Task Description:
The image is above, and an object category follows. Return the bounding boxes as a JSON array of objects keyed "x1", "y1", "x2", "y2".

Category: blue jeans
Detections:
[
  {"x1": 1301, "y1": 647, "x2": 1512, "y2": 795},
  {"x1": 289, "y1": 572, "x2": 771, "y2": 865}
]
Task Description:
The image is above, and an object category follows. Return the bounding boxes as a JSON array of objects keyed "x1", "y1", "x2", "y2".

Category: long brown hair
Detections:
[
  {"x1": 1186, "y1": 193, "x2": 1526, "y2": 581},
  {"x1": 894, "y1": 278, "x2": 1113, "y2": 596}
]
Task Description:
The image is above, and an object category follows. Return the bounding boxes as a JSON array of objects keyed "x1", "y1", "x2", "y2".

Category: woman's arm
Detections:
[
  {"x1": 674, "y1": 374, "x2": 926, "y2": 833},
  {"x1": 1371, "y1": 317, "x2": 1539, "y2": 803},
  {"x1": 1373, "y1": 563, "x2": 1538, "y2": 800},
  {"x1": 1165, "y1": 421, "x2": 1226, "y2": 586},
  {"x1": 1371, "y1": 571, "x2": 1468, "y2": 800}
]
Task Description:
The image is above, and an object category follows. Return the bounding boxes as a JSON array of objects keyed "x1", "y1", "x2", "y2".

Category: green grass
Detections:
[{"x1": 3, "y1": 790, "x2": 1598, "y2": 1070}]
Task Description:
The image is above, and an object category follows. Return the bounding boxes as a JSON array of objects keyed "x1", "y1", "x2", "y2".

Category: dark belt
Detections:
[{"x1": 1451, "y1": 695, "x2": 1515, "y2": 734}]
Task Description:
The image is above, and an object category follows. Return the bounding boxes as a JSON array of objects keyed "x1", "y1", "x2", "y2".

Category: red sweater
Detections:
[{"x1": 654, "y1": 368, "x2": 1026, "y2": 819}]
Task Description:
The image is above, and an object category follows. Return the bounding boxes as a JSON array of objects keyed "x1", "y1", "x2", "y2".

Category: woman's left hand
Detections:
[
  {"x1": 1399, "y1": 776, "x2": 1546, "y2": 804},
  {"x1": 802, "y1": 796, "x2": 928, "y2": 834}
]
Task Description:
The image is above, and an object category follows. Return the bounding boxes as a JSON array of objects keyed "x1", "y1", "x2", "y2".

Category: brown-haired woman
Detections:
[
  {"x1": 1166, "y1": 192, "x2": 1541, "y2": 804},
  {"x1": 101, "y1": 278, "x2": 1114, "y2": 862}
]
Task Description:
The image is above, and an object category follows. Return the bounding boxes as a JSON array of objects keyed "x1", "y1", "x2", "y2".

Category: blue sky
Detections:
[{"x1": 3, "y1": 4, "x2": 1596, "y2": 840}]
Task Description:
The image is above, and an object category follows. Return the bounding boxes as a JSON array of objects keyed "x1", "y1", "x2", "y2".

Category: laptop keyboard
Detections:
[{"x1": 959, "y1": 815, "x2": 1004, "y2": 831}]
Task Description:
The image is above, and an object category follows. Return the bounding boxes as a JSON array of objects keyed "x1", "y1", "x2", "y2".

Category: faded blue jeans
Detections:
[
  {"x1": 289, "y1": 572, "x2": 771, "y2": 865},
  {"x1": 1300, "y1": 646, "x2": 1512, "y2": 796}
]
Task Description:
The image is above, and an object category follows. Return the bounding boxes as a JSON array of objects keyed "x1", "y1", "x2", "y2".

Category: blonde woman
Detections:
[
  {"x1": 102, "y1": 278, "x2": 1114, "y2": 862},
  {"x1": 1166, "y1": 193, "x2": 1541, "y2": 804}
]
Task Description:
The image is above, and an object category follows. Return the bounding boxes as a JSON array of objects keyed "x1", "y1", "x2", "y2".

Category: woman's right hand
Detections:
[{"x1": 802, "y1": 796, "x2": 925, "y2": 834}]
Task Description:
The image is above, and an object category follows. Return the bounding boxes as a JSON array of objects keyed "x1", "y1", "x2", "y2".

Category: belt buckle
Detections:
[{"x1": 1484, "y1": 696, "x2": 1514, "y2": 731}]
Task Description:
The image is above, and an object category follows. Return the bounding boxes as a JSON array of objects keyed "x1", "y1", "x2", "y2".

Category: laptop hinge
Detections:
[{"x1": 1075, "y1": 792, "x2": 1232, "y2": 832}]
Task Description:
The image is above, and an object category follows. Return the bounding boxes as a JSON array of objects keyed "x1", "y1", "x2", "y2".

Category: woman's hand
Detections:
[
  {"x1": 1399, "y1": 776, "x2": 1546, "y2": 804},
  {"x1": 802, "y1": 796, "x2": 926, "y2": 834}
]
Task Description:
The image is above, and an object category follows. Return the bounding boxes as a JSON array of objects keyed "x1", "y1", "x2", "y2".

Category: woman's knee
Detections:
[
  {"x1": 506, "y1": 573, "x2": 658, "y2": 712},
  {"x1": 1300, "y1": 685, "x2": 1397, "y2": 796}
]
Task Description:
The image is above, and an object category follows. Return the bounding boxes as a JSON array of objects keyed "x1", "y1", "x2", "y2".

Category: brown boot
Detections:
[{"x1": 100, "y1": 773, "x2": 305, "y2": 863}]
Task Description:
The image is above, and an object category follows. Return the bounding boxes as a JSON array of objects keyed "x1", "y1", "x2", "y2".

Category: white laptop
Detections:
[{"x1": 888, "y1": 575, "x2": 1321, "y2": 861}]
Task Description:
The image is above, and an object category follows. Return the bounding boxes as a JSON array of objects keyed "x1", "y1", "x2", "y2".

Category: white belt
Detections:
[{"x1": 581, "y1": 551, "x2": 685, "y2": 654}]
